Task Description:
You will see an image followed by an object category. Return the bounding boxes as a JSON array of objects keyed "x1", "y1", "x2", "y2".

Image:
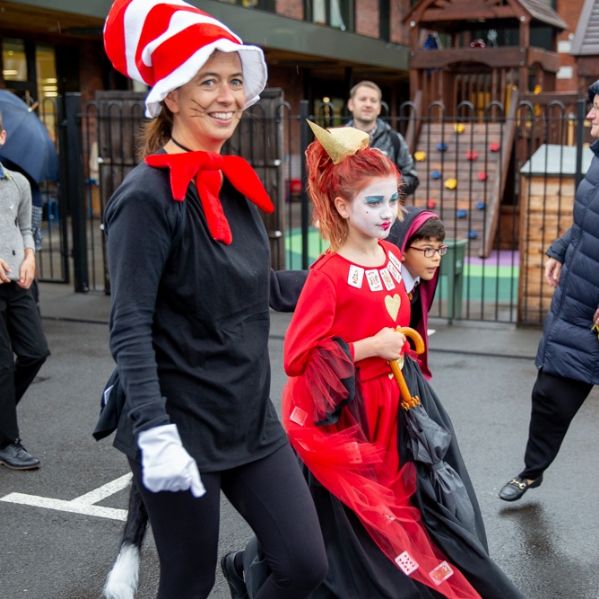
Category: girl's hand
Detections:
[
  {"x1": 354, "y1": 327, "x2": 406, "y2": 361},
  {"x1": 373, "y1": 327, "x2": 407, "y2": 360}
]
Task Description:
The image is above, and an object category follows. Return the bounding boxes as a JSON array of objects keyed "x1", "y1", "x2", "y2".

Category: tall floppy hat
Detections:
[{"x1": 103, "y1": 0, "x2": 268, "y2": 117}]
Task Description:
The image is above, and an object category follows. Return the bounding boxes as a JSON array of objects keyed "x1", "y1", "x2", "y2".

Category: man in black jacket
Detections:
[{"x1": 346, "y1": 80, "x2": 419, "y2": 196}]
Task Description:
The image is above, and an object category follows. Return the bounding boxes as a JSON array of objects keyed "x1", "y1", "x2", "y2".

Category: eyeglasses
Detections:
[{"x1": 408, "y1": 245, "x2": 448, "y2": 258}]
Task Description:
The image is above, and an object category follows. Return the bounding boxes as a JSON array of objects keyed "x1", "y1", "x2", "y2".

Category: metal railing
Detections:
[{"x1": 50, "y1": 92, "x2": 587, "y2": 325}]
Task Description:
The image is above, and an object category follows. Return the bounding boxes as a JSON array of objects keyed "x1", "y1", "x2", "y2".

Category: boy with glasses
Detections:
[{"x1": 388, "y1": 205, "x2": 446, "y2": 378}]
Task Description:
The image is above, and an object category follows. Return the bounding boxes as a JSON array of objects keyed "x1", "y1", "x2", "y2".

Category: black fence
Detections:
[{"x1": 44, "y1": 91, "x2": 588, "y2": 326}]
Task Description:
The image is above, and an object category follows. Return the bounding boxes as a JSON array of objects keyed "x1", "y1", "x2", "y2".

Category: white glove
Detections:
[{"x1": 137, "y1": 424, "x2": 205, "y2": 498}]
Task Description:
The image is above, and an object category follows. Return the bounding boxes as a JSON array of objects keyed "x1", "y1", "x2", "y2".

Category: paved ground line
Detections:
[
  {"x1": 73, "y1": 472, "x2": 132, "y2": 505},
  {"x1": 0, "y1": 492, "x2": 127, "y2": 521}
]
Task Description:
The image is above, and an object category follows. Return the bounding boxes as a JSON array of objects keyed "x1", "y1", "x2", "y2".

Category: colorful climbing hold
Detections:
[
  {"x1": 444, "y1": 178, "x2": 457, "y2": 190},
  {"x1": 414, "y1": 150, "x2": 426, "y2": 161},
  {"x1": 436, "y1": 142, "x2": 448, "y2": 152},
  {"x1": 454, "y1": 123, "x2": 466, "y2": 134},
  {"x1": 489, "y1": 142, "x2": 500, "y2": 153},
  {"x1": 431, "y1": 170, "x2": 442, "y2": 180},
  {"x1": 456, "y1": 209, "x2": 468, "y2": 219},
  {"x1": 426, "y1": 199, "x2": 437, "y2": 209},
  {"x1": 468, "y1": 230, "x2": 479, "y2": 239},
  {"x1": 465, "y1": 150, "x2": 478, "y2": 161},
  {"x1": 475, "y1": 201, "x2": 486, "y2": 210},
  {"x1": 478, "y1": 172, "x2": 488, "y2": 181}
]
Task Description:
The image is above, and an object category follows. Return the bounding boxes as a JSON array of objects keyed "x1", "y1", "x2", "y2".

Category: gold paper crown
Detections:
[{"x1": 307, "y1": 120, "x2": 369, "y2": 164}]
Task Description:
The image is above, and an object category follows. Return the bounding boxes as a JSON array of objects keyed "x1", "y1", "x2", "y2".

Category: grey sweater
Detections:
[{"x1": 0, "y1": 162, "x2": 34, "y2": 280}]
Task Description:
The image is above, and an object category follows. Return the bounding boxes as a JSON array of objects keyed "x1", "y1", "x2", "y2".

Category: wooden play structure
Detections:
[
  {"x1": 403, "y1": 0, "x2": 567, "y2": 257},
  {"x1": 407, "y1": 111, "x2": 516, "y2": 257}
]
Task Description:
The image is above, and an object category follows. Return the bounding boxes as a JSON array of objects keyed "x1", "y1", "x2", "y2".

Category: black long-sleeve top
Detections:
[{"x1": 105, "y1": 161, "x2": 288, "y2": 471}]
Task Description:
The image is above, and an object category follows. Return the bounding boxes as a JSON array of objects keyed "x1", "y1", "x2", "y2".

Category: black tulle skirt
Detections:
[{"x1": 243, "y1": 357, "x2": 524, "y2": 598}]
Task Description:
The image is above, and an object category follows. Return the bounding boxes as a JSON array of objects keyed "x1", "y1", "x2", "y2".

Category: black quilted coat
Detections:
[{"x1": 536, "y1": 139, "x2": 599, "y2": 384}]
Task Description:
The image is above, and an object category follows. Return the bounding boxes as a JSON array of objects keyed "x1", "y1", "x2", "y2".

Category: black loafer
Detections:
[
  {"x1": 498, "y1": 475, "x2": 542, "y2": 502},
  {"x1": 221, "y1": 551, "x2": 248, "y2": 599},
  {"x1": 0, "y1": 440, "x2": 40, "y2": 470}
]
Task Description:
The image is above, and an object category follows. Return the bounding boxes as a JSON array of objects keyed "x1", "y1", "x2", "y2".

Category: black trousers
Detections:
[
  {"x1": 520, "y1": 369, "x2": 593, "y2": 480},
  {"x1": 130, "y1": 442, "x2": 328, "y2": 599},
  {"x1": 0, "y1": 282, "x2": 49, "y2": 443}
]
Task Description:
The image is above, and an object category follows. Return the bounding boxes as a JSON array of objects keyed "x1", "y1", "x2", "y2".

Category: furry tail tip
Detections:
[{"x1": 103, "y1": 542, "x2": 140, "y2": 599}]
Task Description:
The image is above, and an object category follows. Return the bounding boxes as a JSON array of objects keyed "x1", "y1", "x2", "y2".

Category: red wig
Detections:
[{"x1": 305, "y1": 140, "x2": 401, "y2": 250}]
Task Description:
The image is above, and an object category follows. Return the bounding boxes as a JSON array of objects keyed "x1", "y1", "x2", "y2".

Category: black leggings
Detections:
[{"x1": 130, "y1": 442, "x2": 327, "y2": 599}]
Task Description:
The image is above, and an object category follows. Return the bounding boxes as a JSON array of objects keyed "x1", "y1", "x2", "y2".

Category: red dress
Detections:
[{"x1": 283, "y1": 241, "x2": 480, "y2": 598}]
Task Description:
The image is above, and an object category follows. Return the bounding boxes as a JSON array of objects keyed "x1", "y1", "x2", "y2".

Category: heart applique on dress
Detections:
[{"x1": 384, "y1": 293, "x2": 401, "y2": 321}]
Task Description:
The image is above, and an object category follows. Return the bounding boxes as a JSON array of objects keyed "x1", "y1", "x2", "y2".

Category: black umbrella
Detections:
[
  {"x1": 0, "y1": 90, "x2": 58, "y2": 183},
  {"x1": 391, "y1": 327, "x2": 477, "y2": 535}
]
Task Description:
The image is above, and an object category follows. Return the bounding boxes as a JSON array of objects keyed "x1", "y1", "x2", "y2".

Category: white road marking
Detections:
[
  {"x1": 0, "y1": 473, "x2": 132, "y2": 521},
  {"x1": 74, "y1": 473, "x2": 132, "y2": 504}
]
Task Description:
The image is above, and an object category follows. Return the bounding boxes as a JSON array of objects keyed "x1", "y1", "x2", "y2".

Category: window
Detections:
[
  {"x1": 306, "y1": 0, "x2": 354, "y2": 32},
  {"x1": 36, "y1": 45, "x2": 57, "y2": 100},
  {"x1": 36, "y1": 45, "x2": 58, "y2": 140},
  {"x1": 2, "y1": 38, "x2": 27, "y2": 82}
]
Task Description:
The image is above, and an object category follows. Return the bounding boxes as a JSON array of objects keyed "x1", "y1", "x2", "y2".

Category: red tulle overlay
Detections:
[{"x1": 283, "y1": 340, "x2": 480, "y2": 599}]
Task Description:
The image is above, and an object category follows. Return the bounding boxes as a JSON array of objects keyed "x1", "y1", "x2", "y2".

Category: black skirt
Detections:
[{"x1": 243, "y1": 358, "x2": 524, "y2": 599}]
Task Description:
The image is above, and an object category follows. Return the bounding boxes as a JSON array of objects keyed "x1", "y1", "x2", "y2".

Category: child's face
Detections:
[
  {"x1": 336, "y1": 176, "x2": 400, "y2": 241},
  {"x1": 403, "y1": 237, "x2": 446, "y2": 280}
]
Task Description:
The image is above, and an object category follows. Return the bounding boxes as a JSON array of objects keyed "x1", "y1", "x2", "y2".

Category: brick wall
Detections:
[
  {"x1": 262, "y1": 64, "x2": 305, "y2": 191},
  {"x1": 391, "y1": 0, "x2": 411, "y2": 45},
  {"x1": 79, "y1": 41, "x2": 105, "y2": 104},
  {"x1": 266, "y1": 64, "x2": 303, "y2": 113},
  {"x1": 555, "y1": 0, "x2": 585, "y2": 92},
  {"x1": 276, "y1": 0, "x2": 303, "y2": 20},
  {"x1": 356, "y1": 0, "x2": 379, "y2": 38}
]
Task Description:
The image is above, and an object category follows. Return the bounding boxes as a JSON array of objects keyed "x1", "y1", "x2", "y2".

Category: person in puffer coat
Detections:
[{"x1": 498, "y1": 79, "x2": 599, "y2": 502}]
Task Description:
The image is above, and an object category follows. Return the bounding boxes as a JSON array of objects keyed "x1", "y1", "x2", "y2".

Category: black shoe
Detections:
[
  {"x1": 498, "y1": 475, "x2": 542, "y2": 502},
  {"x1": 221, "y1": 551, "x2": 248, "y2": 599},
  {"x1": 0, "y1": 440, "x2": 40, "y2": 470}
]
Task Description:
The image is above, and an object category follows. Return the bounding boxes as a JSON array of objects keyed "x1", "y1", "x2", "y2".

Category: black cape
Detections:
[{"x1": 242, "y1": 358, "x2": 524, "y2": 599}]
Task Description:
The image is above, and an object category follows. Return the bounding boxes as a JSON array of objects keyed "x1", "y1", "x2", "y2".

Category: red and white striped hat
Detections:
[{"x1": 103, "y1": 0, "x2": 267, "y2": 117}]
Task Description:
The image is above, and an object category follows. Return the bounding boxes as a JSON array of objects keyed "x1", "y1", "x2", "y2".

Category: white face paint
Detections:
[{"x1": 345, "y1": 176, "x2": 400, "y2": 241}]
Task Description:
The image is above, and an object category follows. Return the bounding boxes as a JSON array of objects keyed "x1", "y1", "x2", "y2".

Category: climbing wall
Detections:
[{"x1": 410, "y1": 122, "x2": 510, "y2": 257}]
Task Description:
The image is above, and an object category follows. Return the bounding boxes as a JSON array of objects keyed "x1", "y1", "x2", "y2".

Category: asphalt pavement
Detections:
[{"x1": 0, "y1": 283, "x2": 598, "y2": 599}]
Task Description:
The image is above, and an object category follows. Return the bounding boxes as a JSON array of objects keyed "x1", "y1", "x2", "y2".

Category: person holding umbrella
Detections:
[
  {"x1": 99, "y1": 1, "x2": 326, "y2": 598},
  {"x1": 0, "y1": 110, "x2": 49, "y2": 470},
  {"x1": 259, "y1": 122, "x2": 523, "y2": 598}
]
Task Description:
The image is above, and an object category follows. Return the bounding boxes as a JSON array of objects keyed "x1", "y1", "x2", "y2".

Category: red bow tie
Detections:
[{"x1": 145, "y1": 151, "x2": 274, "y2": 245}]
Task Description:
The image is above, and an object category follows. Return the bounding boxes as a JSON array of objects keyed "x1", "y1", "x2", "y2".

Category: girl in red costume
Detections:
[{"x1": 280, "y1": 122, "x2": 524, "y2": 598}]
